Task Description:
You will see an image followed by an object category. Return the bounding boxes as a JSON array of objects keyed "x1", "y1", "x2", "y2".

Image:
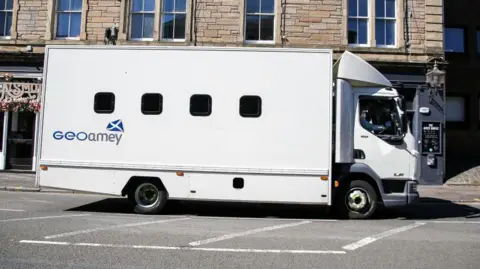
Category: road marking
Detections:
[
  {"x1": 19, "y1": 240, "x2": 69, "y2": 245},
  {"x1": 44, "y1": 217, "x2": 191, "y2": 239},
  {"x1": 189, "y1": 220, "x2": 312, "y2": 246},
  {"x1": 182, "y1": 216, "x2": 337, "y2": 222},
  {"x1": 418, "y1": 220, "x2": 480, "y2": 224},
  {"x1": 0, "y1": 209, "x2": 25, "y2": 212},
  {"x1": 90, "y1": 213, "x2": 338, "y2": 222},
  {"x1": 342, "y1": 222, "x2": 426, "y2": 251},
  {"x1": 20, "y1": 199, "x2": 53, "y2": 204},
  {"x1": 19, "y1": 240, "x2": 346, "y2": 254},
  {"x1": 0, "y1": 213, "x2": 90, "y2": 223}
]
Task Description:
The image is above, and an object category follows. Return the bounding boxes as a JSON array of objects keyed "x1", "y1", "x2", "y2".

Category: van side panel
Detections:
[{"x1": 38, "y1": 46, "x2": 333, "y2": 204}]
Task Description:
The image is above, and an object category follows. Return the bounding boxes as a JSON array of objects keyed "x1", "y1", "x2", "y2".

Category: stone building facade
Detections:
[{"x1": 0, "y1": 0, "x2": 445, "y2": 173}]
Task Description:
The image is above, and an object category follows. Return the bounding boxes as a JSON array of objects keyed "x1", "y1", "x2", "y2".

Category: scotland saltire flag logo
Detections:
[{"x1": 107, "y1": 119, "x2": 124, "y2": 132}]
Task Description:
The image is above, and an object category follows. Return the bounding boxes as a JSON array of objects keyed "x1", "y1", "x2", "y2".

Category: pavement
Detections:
[
  {"x1": 0, "y1": 191, "x2": 479, "y2": 269},
  {"x1": 1, "y1": 172, "x2": 480, "y2": 203}
]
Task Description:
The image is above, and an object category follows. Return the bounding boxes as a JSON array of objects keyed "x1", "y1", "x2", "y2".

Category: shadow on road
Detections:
[
  {"x1": 378, "y1": 197, "x2": 480, "y2": 220},
  {"x1": 65, "y1": 196, "x2": 480, "y2": 220}
]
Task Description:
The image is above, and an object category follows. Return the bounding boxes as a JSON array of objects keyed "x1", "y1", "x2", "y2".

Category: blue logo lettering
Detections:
[
  {"x1": 53, "y1": 131, "x2": 64, "y2": 140},
  {"x1": 76, "y1": 132, "x2": 88, "y2": 141},
  {"x1": 52, "y1": 120, "x2": 124, "y2": 145},
  {"x1": 65, "y1": 132, "x2": 75, "y2": 141}
]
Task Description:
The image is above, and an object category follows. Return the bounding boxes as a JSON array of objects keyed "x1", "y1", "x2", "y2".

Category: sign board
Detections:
[{"x1": 421, "y1": 121, "x2": 442, "y2": 154}]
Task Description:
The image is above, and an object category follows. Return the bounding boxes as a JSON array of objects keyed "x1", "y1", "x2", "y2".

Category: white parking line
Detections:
[
  {"x1": 0, "y1": 209, "x2": 25, "y2": 212},
  {"x1": 19, "y1": 240, "x2": 346, "y2": 254},
  {"x1": 44, "y1": 217, "x2": 191, "y2": 239},
  {"x1": 20, "y1": 240, "x2": 69, "y2": 245},
  {"x1": 0, "y1": 214, "x2": 91, "y2": 223},
  {"x1": 90, "y1": 213, "x2": 338, "y2": 223},
  {"x1": 418, "y1": 220, "x2": 480, "y2": 224},
  {"x1": 183, "y1": 216, "x2": 338, "y2": 222},
  {"x1": 20, "y1": 199, "x2": 53, "y2": 204},
  {"x1": 342, "y1": 222, "x2": 426, "y2": 251},
  {"x1": 189, "y1": 220, "x2": 312, "y2": 247}
]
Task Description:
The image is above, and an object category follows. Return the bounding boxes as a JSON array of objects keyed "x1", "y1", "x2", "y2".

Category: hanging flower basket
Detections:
[{"x1": 0, "y1": 98, "x2": 41, "y2": 113}]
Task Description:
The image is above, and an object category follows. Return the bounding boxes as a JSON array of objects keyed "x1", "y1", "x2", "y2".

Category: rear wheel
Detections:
[
  {"x1": 128, "y1": 179, "x2": 168, "y2": 214},
  {"x1": 335, "y1": 179, "x2": 378, "y2": 219}
]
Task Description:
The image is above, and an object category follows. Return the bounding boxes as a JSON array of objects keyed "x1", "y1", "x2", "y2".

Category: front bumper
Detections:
[
  {"x1": 382, "y1": 180, "x2": 420, "y2": 208},
  {"x1": 406, "y1": 180, "x2": 420, "y2": 204}
]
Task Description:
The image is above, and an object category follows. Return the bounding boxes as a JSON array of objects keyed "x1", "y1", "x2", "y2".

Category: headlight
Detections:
[{"x1": 410, "y1": 182, "x2": 418, "y2": 193}]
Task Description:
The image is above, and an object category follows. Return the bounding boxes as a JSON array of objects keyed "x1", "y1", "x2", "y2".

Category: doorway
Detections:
[{"x1": 6, "y1": 112, "x2": 36, "y2": 170}]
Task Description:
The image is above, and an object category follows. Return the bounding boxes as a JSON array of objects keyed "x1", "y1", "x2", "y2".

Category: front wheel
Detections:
[
  {"x1": 128, "y1": 180, "x2": 168, "y2": 214},
  {"x1": 334, "y1": 180, "x2": 379, "y2": 219}
]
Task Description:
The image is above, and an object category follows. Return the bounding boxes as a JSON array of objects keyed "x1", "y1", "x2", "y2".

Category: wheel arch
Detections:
[
  {"x1": 121, "y1": 176, "x2": 167, "y2": 197},
  {"x1": 335, "y1": 163, "x2": 385, "y2": 204}
]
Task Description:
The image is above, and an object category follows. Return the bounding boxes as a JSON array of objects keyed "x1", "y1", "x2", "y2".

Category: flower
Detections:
[{"x1": 0, "y1": 97, "x2": 41, "y2": 113}]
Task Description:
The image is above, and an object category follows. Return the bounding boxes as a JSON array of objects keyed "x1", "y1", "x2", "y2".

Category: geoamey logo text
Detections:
[{"x1": 52, "y1": 120, "x2": 124, "y2": 145}]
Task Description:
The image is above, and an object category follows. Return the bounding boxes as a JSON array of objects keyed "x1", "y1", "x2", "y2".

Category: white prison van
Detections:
[{"x1": 36, "y1": 46, "x2": 420, "y2": 219}]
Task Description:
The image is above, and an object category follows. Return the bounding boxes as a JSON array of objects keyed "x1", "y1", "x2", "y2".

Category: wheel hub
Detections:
[
  {"x1": 135, "y1": 183, "x2": 160, "y2": 208},
  {"x1": 346, "y1": 189, "x2": 369, "y2": 212}
]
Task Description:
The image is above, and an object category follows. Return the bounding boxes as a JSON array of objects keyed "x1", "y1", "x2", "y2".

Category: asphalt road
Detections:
[{"x1": 1, "y1": 191, "x2": 479, "y2": 269}]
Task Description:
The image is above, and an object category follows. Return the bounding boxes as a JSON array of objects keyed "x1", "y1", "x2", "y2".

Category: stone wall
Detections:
[
  {"x1": 87, "y1": 0, "x2": 121, "y2": 41},
  {"x1": 284, "y1": 0, "x2": 343, "y2": 46},
  {"x1": 194, "y1": 0, "x2": 241, "y2": 44},
  {"x1": 408, "y1": 0, "x2": 426, "y2": 51},
  {"x1": 424, "y1": 0, "x2": 443, "y2": 53},
  {"x1": 17, "y1": 0, "x2": 48, "y2": 40},
  {"x1": 0, "y1": 0, "x2": 443, "y2": 59}
]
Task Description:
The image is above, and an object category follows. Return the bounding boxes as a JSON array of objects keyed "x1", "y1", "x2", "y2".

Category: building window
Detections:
[
  {"x1": 130, "y1": 0, "x2": 155, "y2": 39},
  {"x1": 0, "y1": 0, "x2": 13, "y2": 37},
  {"x1": 348, "y1": 0, "x2": 369, "y2": 45},
  {"x1": 245, "y1": 0, "x2": 275, "y2": 42},
  {"x1": 94, "y1": 92, "x2": 115, "y2": 114},
  {"x1": 375, "y1": 0, "x2": 396, "y2": 46},
  {"x1": 240, "y1": 96, "x2": 262, "y2": 118},
  {"x1": 141, "y1": 93, "x2": 163, "y2": 115},
  {"x1": 161, "y1": 0, "x2": 187, "y2": 40},
  {"x1": 56, "y1": 0, "x2": 82, "y2": 38},
  {"x1": 445, "y1": 96, "x2": 465, "y2": 122},
  {"x1": 190, "y1": 94, "x2": 212, "y2": 116},
  {"x1": 444, "y1": 28, "x2": 465, "y2": 53}
]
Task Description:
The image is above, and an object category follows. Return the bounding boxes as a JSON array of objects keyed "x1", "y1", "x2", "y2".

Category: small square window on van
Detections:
[
  {"x1": 190, "y1": 94, "x2": 212, "y2": 116},
  {"x1": 240, "y1": 95, "x2": 262, "y2": 117},
  {"x1": 94, "y1": 92, "x2": 115, "y2": 113},
  {"x1": 141, "y1": 93, "x2": 163, "y2": 115}
]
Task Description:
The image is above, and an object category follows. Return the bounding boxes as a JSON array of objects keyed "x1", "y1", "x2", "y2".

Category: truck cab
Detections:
[{"x1": 332, "y1": 51, "x2": 419, "y2": 219}]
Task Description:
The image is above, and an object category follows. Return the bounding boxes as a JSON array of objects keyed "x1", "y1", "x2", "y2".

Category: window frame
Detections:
[
  {"x1": 129, "y1": 0, "x2": 156, "y2": 41},
  {"x1": 55, "y1": 0, "x2": 83, "y2": 40},
  {"x1": 444, "y1": 26, "x2": 467, "y2": 54},
  {"x1": 160, "y1": 0, "x2": 188, "y2": 41},
  {"x1": 445, "y1": 93, "x2": 469, "y2": 129},
  {"x1": 190, "y1": 94, "x2": 212, "y2": 117},
  {"x1": 0, "y1": 0, "x2": 13, "y2": 39},
  {"x1": 239, "y1": 95, "x2": 262, "y2": 118},
  {"x1": 244, "y1": 0, "x2": 276, "y2": 44},
  {"x1": 141, "y1": 93, "x2": 163, "y2": 115},
  {"x1": 347, "y1": 0, "x2": 370, "y2": 47},
  {"x1": 94, "y1": 92, "x2": 116, "y2": 114},
  {"x1": 357, "y1": 95, "x2": 404, "y2": 139},
  {"x1": 375, "y1": 0, "x2": 397, "y2": 48}
]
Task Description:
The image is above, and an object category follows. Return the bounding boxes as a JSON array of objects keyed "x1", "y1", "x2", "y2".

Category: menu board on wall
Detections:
[{"x1": 421, "y1": 121, "x2": 442, "y2": 154}]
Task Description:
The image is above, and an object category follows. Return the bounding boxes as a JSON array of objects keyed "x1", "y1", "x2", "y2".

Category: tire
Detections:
[
  {"x1": 127, "y1": 179, "x2": 168, "y2": 214},
  {"x1": 334, "y1": 179, "x2": 379, "y2": 219}
]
